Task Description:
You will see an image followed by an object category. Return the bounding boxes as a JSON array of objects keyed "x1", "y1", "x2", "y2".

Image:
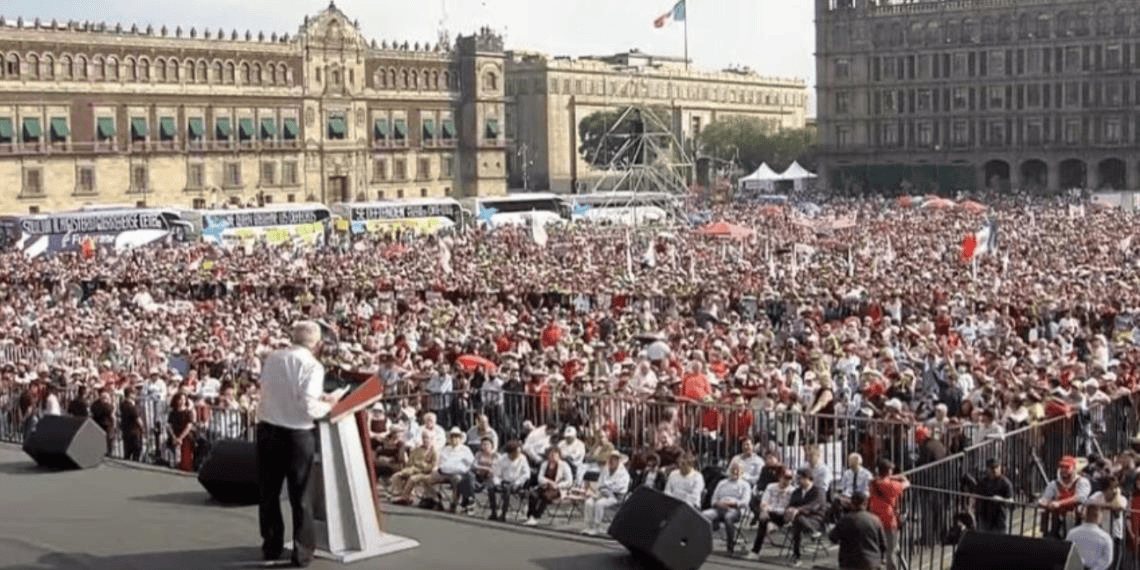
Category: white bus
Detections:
[
  {"x1": 569, "y1": 191, "x2": 679, "y2": 225},
  {"x1": 0, "y1": 208, "x2": 194, "y2": 258},
  {"x1": 184, "y1": 204, "x2": 331, "y2": 246},
  {"x1": 331, "y1": 198, "x2": 465, "y2": 235},
  {"x1": 461, "y1": 193, "x2": 571, "y2": 227}
]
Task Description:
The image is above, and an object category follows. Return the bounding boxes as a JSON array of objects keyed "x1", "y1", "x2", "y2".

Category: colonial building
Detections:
[
  {"x1": 0, "y1": 3, "x2": 507, "y2": 214},
  {"x1": 817, "y1": 0, "x2": 1140, "y2": 194},
  {"x1": 504, "y1": 49, "x2": 808, "y2": 193}
]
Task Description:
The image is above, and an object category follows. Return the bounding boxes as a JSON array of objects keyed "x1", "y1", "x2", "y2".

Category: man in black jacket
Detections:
[
  {"x1": 786, "y1": 467, "x2": 827, "y2": 565},
  {"x1": 975, "y1": 458, "x2": 1013, "y2": 533},
  {"x1": 829, "y1": 492, "x2": 886, "y2": 570}
]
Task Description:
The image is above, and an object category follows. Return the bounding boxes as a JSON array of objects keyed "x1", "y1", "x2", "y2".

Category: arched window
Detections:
[
  {"x1": 126, "y1": 57, "x2": 137, "y2": 81},
  {"x1": 441, "y1": 71, "x2": 449, "y2": 90},
  {"x1": 253, "y1": 63, "x2": 262, "y2": 84},
  {"x1": 76, "y1": 55, "x2": 88, "y2": 79},
  {"x1": 280, "y1": 64, "x2": 289, "y2": 85},
  {"x1": 43, "y1": 54, "x2": 54, "y2": 79},
  {"x1": 270, "y1": 64, "x2": 278, "y2": 85},
  {"x1": 1018, "y1": 13, "x2": 1032, "y2": 38},
  {"x1": 1037, "y1": 14, "x2": 1051, "y2": 38},
  {"x1": 5, "y1": 53, "x2": 19, "y2": 78},
  {"x1": 240, "y1": 62, "x2": 250, "y2": 84},
  {"x1": 107, "y1": 56, "x2": 119, "y2": 80},
  {"x1": 410, "y1": 70, "x2": 419, "y2": 90},
  {"x1": 185, "y1": 61, "x2": 195, "y2": 82},
  {"x1": 483, "y1": 70, "x2": 497, "y2": 90},
  {"x1": 61, "y1": 55, "x2": 73, "y2": 80},
  {"x1": 27, "y1": 54, "x2": 38, "y2": 79},
  {"x1": 981, "y1": 17, "x2": 996, "y2": 42},
  {"x1": 225, "y1": 61, "x2": 235, "y2": 83},
  {"x1": 998, "y1": 15, "x2": 1013, "y2": 41},
  {"x1": 431, "y1": 71, "x2": 440, "y2": 89},
  {"x1": 401, "y1": 69, "x2": 409, "y2": 89},
  {"x1": 170, "y1": 59, "x2": 179, "y2": 82},
  {"x1": 212, "y1": 61, "x2": 223, "y2": 83},
  {"x1": 92, "y1": 56, "x2": 104, "y2": 81},
  {"x1": 156, "y1": 60, "x2": 166, "y2": 82},
  {"x1": 197, "y1": 61, "x2": 207, "y2": 83},
  {"x1": 389, "y1": 69, "x2": 397, "y2": 88},
  {"x1": 139, "y1": 58, "x2": 149, "y2": 81}
]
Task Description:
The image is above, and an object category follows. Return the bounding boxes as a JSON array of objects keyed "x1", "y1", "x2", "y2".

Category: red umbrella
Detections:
[
  {"x1": 958, "y1": 200, "x2": 988, "y2": 214},
  {"x1": 697, "y1": 221, "x2": 755, "y2": 240},
  {"x1": 457, "y1": 354, "x2": 497, "y2": 373}
]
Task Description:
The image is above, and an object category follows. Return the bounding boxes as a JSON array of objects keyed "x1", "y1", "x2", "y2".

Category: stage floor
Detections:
[{"x1": 0, "y1": 444, "x2": 802, "y2": 570}]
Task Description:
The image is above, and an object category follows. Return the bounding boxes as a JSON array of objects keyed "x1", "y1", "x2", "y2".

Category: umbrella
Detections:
[
  {"x1": 697, "y1": 221, "x2": 755, "y2": 240},
  {"x1": 457, "y1": 354, "x2": 497, "y2": 373},
  {"x1": 958, "y1": 200, "x2": 988, "y2": 214},
  {"x1": 921, "y1": 198, "x2": 956, "y2": 210},
  {"x1": 646, "y1": 341, "x2": 671, "y2": 361}
]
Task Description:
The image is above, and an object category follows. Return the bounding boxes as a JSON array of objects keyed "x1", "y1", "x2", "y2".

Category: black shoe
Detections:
[
  {"x1": 290, "y1": 556, "x2": 312, "y2": 568},
  {"x1": 489, "y1": 513, "x2": 500, "y2": 521},
  {"x1": 262, "y1": 545, "x2": 283, "y2": 561}
]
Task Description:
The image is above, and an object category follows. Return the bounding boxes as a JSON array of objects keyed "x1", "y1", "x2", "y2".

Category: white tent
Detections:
[
  {"x1": 778, "y1": 161, "x2": 818, "y2": 192},
  {"x1": 739, "y1": 163, "x2": 781, "y2": 191}
]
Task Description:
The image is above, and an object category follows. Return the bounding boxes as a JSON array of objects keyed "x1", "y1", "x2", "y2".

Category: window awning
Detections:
[
  {"x1": 216, "y1": 118, "x2": 232, "y2": 138},
  {"x1": 50, "y1": 117, "x2": 69, "y2": 138},
  {"x1": 423, "y1": 119, "x2": 436, "y2": 137},
  {"x1": 188, "y1": 118, "x2": 205, "y2": 138},
  {"x1": 393, "y1": 119, "x2": 407, "y2": 138},
  {"x1": 261, "y1": 119, "x2": 276, "y2": 139},
  {"x1": 441, "y1": 119, "x2": 456, "y2": 138},
  {"x1": 97, "y1": 117, "x2": 115, "y2": 139},
  {"x1": 23, "y1": 117, "x2": 42, "y2": 139},
  {"x1": 485, "y1": 118, "x2": 500, "y2": 138},
  {"x1": 0, "y1": 118, "x2": 11, "y2": 139},
  {"x1": 283, "y1": 118, "x2": 299, "y2": 139},
  {"x1": 374, "y1": 118, "x2": 389, "y2": 138},
  {"x1": 159, "y1": 117, "x2": 176, "y2": 138},
  {"x1": 238, "y1": 118, "x2": 255, "y2": 139},
  {"x1": 130, "y1": 118, "x2": 148, "y2": 138},
  {"x1": 328, "y1": 116, "x2": 347, "y2": 136}
]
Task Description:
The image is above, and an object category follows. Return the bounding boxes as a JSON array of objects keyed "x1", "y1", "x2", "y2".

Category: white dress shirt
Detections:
[
  {"x1": 761, "y1": 482, "x2": 794, "y2": 514},
  {"x1": 729, "y1": 453, "x2": 765, "y2": 487},
  {"x1": 665, "y1": 470, "x2": 706, "y2": 510},
  {"x1": 595, "y1": 465, "x2": 631, "y2": 499},
  {"x1": 438, "y1": 443, "x2": 475, "y2": 476},
  {"x1": 1067, "y1": 522, "x2": 1114, "y2": 570},
  {"x1": 1087, "y1": 491, "x2": 1127, "y2": 539},
  {"x1": 836, "y1": 466, "x2": 874, "y2": 499},
  {"x1": 257, "y1": 345, "x2": 330, "y2": 430},
  {"x1": 493, "y1": 454, "x2": 532, "y2": 487},
  {"x1": 558, "y1": 438, "x2": 586, "y2": 465},
  {"x1": 710, "y1": 478, "x2": 752, "y2": 510}
]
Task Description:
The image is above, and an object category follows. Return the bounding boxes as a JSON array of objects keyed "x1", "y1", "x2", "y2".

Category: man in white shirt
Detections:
[
  {"x1": 487, "y1": 441, "x2": 531, "y2": 522},
  {"x1": 730, "y1": 439, "x2": 765, "y2": 489},
  {"x1": 581, "y1": 451, "x2": 631, "y2": 535},
  {"x1": 748, "y1": 468, "x2": 796, "y2": 558},
  {"x1": 1067, "y1": 504, "x2": 1114, "y2": 570},
  {"x1": 558, "y1": 426, "x2": 586, "y2": 477},
  {"x1": 431, "y1": 427, "x2": 476, "y2": 513},
  {"x1": 256, "y1": 321, "x2": 341, "y2": 568},
  {"x1": 522, "y1": 423, "x2": 554, "y2": 466},
  {"x1": 701, "y1": 463, "x2": 752, "y2": 556},
  {"x1": 406, "y1": 412, "x2": 446, "y2": 454},
  {"x1": 1086, "y1": 475, "x2": 1126, "y2": 570},
  {"x1": 665, "y1": 454, "x2": 705, "y2": 510},
  {"x1": 830, "y1": 452, "x2": 873, "y2": 521},
  {"x1": 799, "y1": 446, "x2": 832, "y2": 497}
]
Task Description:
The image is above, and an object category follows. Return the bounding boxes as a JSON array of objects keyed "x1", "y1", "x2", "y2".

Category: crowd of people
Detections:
[{"x1": 2, "y1": 193, "x2": 1140, "y2": 566}]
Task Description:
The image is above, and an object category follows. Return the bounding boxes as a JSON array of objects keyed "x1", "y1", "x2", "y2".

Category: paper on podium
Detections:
[{"x1": 328, "y1": 372, "x2": 385, "y2": 424}]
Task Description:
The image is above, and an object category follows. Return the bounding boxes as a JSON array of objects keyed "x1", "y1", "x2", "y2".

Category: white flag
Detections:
[
  {"x1": 531, "y1": 220, "x2": 548, "y2": 247},
  {"x1": 1120, "y1": 235, "x2": 1134, "y2": 253},
  {"x1": 439, "y1": 242, "x2": 453, "y2": 275}
]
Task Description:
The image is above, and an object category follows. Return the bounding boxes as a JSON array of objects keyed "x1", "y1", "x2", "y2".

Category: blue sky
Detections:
[{"x1": 2, "y1": 0, "x2": 816, "y2": 114}]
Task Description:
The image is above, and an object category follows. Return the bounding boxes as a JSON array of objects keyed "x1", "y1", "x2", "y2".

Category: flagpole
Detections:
[{"x1": 683, "y1": 2, "x2": 689, "y2": 69}]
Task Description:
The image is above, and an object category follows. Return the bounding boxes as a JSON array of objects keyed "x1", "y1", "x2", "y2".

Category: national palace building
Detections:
[
  {"x1": 816, "y1": 0, "x2": 1140, "y2": 195},
  {"x1": 0, "y1": 3, "x2": 507, "y2": 214}
]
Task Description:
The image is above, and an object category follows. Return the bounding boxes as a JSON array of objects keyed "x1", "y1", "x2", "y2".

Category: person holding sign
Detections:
[{"x1": 256, "y1": 321, "x2": 345, "y2": 568}]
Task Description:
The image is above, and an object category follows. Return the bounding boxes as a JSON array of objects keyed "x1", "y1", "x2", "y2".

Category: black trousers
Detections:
[
  {"x1": 752, "y1": 511, "x2": 788, "y2": 553},
  {"x1": 257, "y1": 422, "x2": 318, "y2": 564},
  {"x1": 122, "y1": 430, "x2": 143, "y2": 461}
]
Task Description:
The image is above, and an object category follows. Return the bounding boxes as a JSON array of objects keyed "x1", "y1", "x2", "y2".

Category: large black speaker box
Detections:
[
  {"x1": 197, "y1": 439, "x2": 259, "y2": 504},
  {"x1": 23, "y1": 415, "x2": 106, "y2": 470},
  {"x1": 950, "y1": 531, "x2": 1083, "y2": 570},
  {"x1": 607, "y1": 486, "x2": 712, "y2": 570}
]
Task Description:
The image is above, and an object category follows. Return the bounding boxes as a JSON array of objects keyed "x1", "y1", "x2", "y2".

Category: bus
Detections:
[
  {"x1": 460, "y1": 193, "x2": 571, "y2": 227},
  {"x1": 0, "y1": 208, "x2": 194, "y2": 258},
  {"x1": 569, "y1": 191, "x2": 680, "y2": 225},
  {"x1": 331, "y1": 198, "x2": 465, "y2": 236},
  {"x1": 184, "y1": 204, "x2": 331, "y2": 246}
]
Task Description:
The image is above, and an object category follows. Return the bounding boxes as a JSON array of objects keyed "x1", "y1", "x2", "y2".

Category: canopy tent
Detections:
[
  {"x1": 738, "y1": 163, "x2": 781, "y2": 191},
  {"x1": 777, "y1": 161, "x2": 818, "y2": 192},
  {"x1": 697, "y1": 221, "x2": 755, "y2": 239},
  {"x1": 958, "y1": 200, "x2": 988, "y2": 215}
]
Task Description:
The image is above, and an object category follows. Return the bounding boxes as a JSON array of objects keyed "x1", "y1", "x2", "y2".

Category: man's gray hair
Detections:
[{"x1": 290, "y1": 321, "x2": 322, "y2": 349}]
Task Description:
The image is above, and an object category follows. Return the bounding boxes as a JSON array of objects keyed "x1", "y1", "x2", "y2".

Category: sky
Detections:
[{"x1": 2, "y1": 0, "x2": 817, "y2": 115}]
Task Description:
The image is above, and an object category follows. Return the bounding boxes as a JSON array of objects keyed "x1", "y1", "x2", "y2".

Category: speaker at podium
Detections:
[{"x1": 313, "y1": 371, "x2": 418, "y2": 563}]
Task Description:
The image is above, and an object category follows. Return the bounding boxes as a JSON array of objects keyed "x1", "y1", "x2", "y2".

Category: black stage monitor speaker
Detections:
[
  {"x1": 950, "y1": 531, "x2": 1083, "y2": 570},
  {"x1": 198, "y1": 439, "x2": 260, "y2": 504},
  {"x1": 607, "y1": 486, "x2": 712, "y2": 570},
  {"x1": 23, "y1": 415, "x2": 106, "y2": 470}
]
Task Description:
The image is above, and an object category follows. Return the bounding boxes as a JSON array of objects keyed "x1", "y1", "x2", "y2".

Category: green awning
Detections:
[
  {"x1": 393, "y1": 119, "x2": 407, "y2": 138},
  {"x1": 188, "y1": 118, "x2": 204, "y2": 138},
  {"x1": 130, "y1": 118, "x2": 148, "y2": 138},
  {"x1": 50, "y1": 117, "x2": 69, "y2": 138},
  {"x1": 159, "y1": 117, "x2": 176, "y2": 139},
  {"x1": 485, "y1": 118, "x2": 500, "y2": 139},
  {"x1": 374, "y1": 118, "x2": 389, "y2": 138},
  {"x1": 0, "y1": 118, "x2": 11, "y2": 140},
  {"x1": 283, "y1": 118, "x2": 299, "y2": 139},
  {"x1": 422, "y1": 119, "x2": 436, "y2": 138},
  {"x1": 216, "y1": 118, "x2": 232, "y2": 138},
  {"x1": 97, "y1": 117, "x2": 115, "y2": 139},
  {"x1": 23, "y1": 118, "x2": 42, "y2": 139},
  {"x1": 238, "y1": 118, "x2": 254, "y2": 139},
  {"x1": 328, "y1": 116, "x2": 346, "y2": 136},
  {"x1": 260, "y1": 119, "x2": 275, "y2": 139},
  {"x1": 441, "y1": 119, "x2": 456, "y2": 138}
]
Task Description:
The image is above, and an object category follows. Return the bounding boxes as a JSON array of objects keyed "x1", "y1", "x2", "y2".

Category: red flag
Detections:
[
  {"x1": 960, "y1": 234, "x2": 977, "y2": 262},
  {"x1": 653, "y1": 12, "x2": 670, "y2": 28},
  {"x1": 81, "y1": 238, "x2": 95, "y2": 259}
]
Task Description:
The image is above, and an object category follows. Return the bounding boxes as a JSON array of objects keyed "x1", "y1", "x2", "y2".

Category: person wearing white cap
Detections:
[
  {"x1": 558, "y1": 426, "x2": 586, "y2": 482},
  {"x1": 432, "y1": 427, "x2": 476, "y2": 513},
  {"x1": 581, "y1": 451, "x2": 630, "y2": 535}
]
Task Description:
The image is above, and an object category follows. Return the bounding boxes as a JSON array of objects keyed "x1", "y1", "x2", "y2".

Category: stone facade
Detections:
[
  {"x1": 0, "y1": 4, "x2": 506, "y2": 214},
  {"x1": 504, "y1": 50, "x2": 808, "y2": 193},
  {"x1": 817, "y1": 0, "x2": 1140, "y2": 194}
]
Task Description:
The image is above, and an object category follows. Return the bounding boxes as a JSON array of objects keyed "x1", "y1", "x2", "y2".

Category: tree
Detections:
[
  {"x1": 698, "y1": 117, "x2": 819, "y2": 174},
  {"x1": 578, "y1": 106, "x2": 672, "y2": 168}
]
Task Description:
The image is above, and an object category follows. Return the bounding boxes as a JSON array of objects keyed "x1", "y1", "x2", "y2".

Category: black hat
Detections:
[{"x1": 985, "y1": 457, "x2": 1001, "y2": 469}]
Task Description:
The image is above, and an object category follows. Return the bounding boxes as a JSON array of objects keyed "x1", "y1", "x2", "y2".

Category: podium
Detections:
[{"x1": 314, "y1": 372, "x2": 419, "y2": 563}]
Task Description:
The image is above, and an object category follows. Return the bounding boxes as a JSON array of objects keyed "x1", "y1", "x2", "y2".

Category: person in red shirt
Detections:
[
  {"x1": 868, "y1": 460, "x2": 909, "y2": 570},
  {"x1": 679, "y1": 361, "x2": 712, "y2": 403},
  {"x1": 540, "y1": 320, "x2": 563, "y2": 349}
]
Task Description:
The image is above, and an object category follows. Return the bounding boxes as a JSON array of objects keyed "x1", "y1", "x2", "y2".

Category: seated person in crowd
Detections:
[
  {"x1": 487, "y1": 441, "x2": 531, "y2": 522},
  {"x1": 635, "y1": 451, "x2": 667, "y2": 490},
  {"x1": 730, "y1": 438, "x2": 765, "y2": 489},
  {"x1": 390, "y1": 431, "x2": 439, "y2": 504},
  {"x1": 466, "y1": 413, "x2": 499, "y2": 452},
  {"x1": 785, "y1": 468, "x2": 827, "y2": 565},
  {"x1": 522, "y1": 422, "x2": 555, "y2": 467},
  {"x1": 374, "y1": 425, "x2": 408, "y2": 479},
  {"x1": 406, "y1": 412, "x2": 446, "y2": 454},
  {"x1": 749, "y1": 468, "x2": 796, "y2": 558},
  {"x1": 432, "y1": 427, "x2": 476, "y2": 513},
  {"x1": 799, "y1": 446, "x2": 833, "y2": 497},
  {"x1": 455, "y1": 436, "x2": 499, "y2": 515},
  {"x1": 581, "y1": 451, "x2": 631, "y2": 535},
  {"x1": 524, "y1": 446, "x2": 574, "y2": 526},
  {"x1": 756, "y1": 451, "x2": 786, "y2": 495},
  {"x1": 829, "y1": 452, "x2": 873, "y2": 521},
  {"x1": 558, "y1": 426, "x2": 586, "y2": 480},
  {"x1": 665, "y1": 454, "x2": 705, "y2": 510},
  {"x1": 583, "y1": 432, "x2": 617, "y2": 480},
  {"x1": 701, "y1": 463, "x2": 752, "y2": 556}
]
